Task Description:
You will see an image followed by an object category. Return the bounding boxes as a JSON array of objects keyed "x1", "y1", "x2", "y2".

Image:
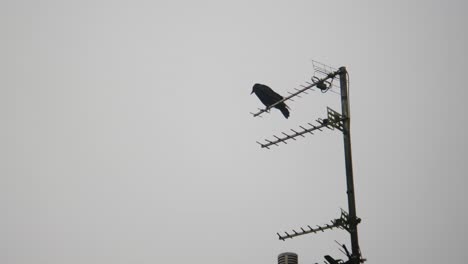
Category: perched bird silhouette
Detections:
[{"x1": 251, "y1": 83, "x2": 290, "y2": 118}]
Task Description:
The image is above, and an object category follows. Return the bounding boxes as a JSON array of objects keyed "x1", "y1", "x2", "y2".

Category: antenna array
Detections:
[
  {"x1": 276, "y1": 209, "x2": 357, "y2": 241},
  {"x1": 256, "y1": 107, "x2": 344, "y2": 149},
  {"x1": 250, "y1": 68, "x2": 343, "y2": 118}
]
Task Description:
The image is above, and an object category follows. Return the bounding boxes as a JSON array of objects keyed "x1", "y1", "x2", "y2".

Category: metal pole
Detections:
[{"x1": 339, "y1": 67, "x2": 361, "y2": 263}]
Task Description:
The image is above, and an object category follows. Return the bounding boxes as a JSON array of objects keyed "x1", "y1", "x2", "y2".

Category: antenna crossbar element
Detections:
[
  {"x1": 312, "y1": 60, "x2": 338, "y2": 76},
  {"x1": 251, "y1": 69, "x2": 343, "y2": 118},
  {"x1": 257, "y1": 108, "x2": 344, "y2": 149}
]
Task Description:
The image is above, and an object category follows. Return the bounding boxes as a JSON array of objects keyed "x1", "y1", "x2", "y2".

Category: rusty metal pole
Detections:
[{"x1": 339, "y1": 67, "x2": 361, "y2": 263}]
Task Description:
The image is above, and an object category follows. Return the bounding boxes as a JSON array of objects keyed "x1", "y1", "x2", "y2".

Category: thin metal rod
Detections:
[{"x1": 339, "y1": 67, "x2": 361, "y2": 264}]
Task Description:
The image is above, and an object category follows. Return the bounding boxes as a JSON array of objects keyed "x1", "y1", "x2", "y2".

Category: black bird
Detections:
[{"x1": 251, "y1": 83, "x2": 290, "y2": 118}]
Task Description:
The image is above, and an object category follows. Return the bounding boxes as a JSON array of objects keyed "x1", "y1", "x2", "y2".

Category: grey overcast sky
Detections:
[{"x1": 2, "y1": 1, "x2": 468, "y2": 264}]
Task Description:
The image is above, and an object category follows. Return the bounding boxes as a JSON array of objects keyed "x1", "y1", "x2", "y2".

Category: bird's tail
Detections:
[{"x1": 279, "y1": 106, "x2": 290, "y2": 119}]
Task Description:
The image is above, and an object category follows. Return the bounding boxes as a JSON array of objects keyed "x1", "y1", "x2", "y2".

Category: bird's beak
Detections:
[{"x1": 250, "y1": 90, "x2": 254, "y2": 94}]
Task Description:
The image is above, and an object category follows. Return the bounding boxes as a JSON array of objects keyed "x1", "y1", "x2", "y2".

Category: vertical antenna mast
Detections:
[{"x1": 339, "y1": 67, "x2": 361, "y2": 264}]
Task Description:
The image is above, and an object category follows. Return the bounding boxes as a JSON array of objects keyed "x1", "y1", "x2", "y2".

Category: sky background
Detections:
[{"x1": 2, "y1": 1, "x2": 468, "y2": 264}]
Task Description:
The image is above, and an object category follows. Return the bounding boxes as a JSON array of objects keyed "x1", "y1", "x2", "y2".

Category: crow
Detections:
[{"x1": 251, "y1": 83, "x2": 290, "y2": 118}]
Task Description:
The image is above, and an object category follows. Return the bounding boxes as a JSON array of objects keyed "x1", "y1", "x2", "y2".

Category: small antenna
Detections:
[
  {"x1": 276, "y1": 210, "x2": 352, "y2": 241},
  {"x1": 251, "y1": 68, "x2": 343, "y2": 118},
  {"x1": 256, "y1": 107, "x2": 345, "y2": 149}
]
